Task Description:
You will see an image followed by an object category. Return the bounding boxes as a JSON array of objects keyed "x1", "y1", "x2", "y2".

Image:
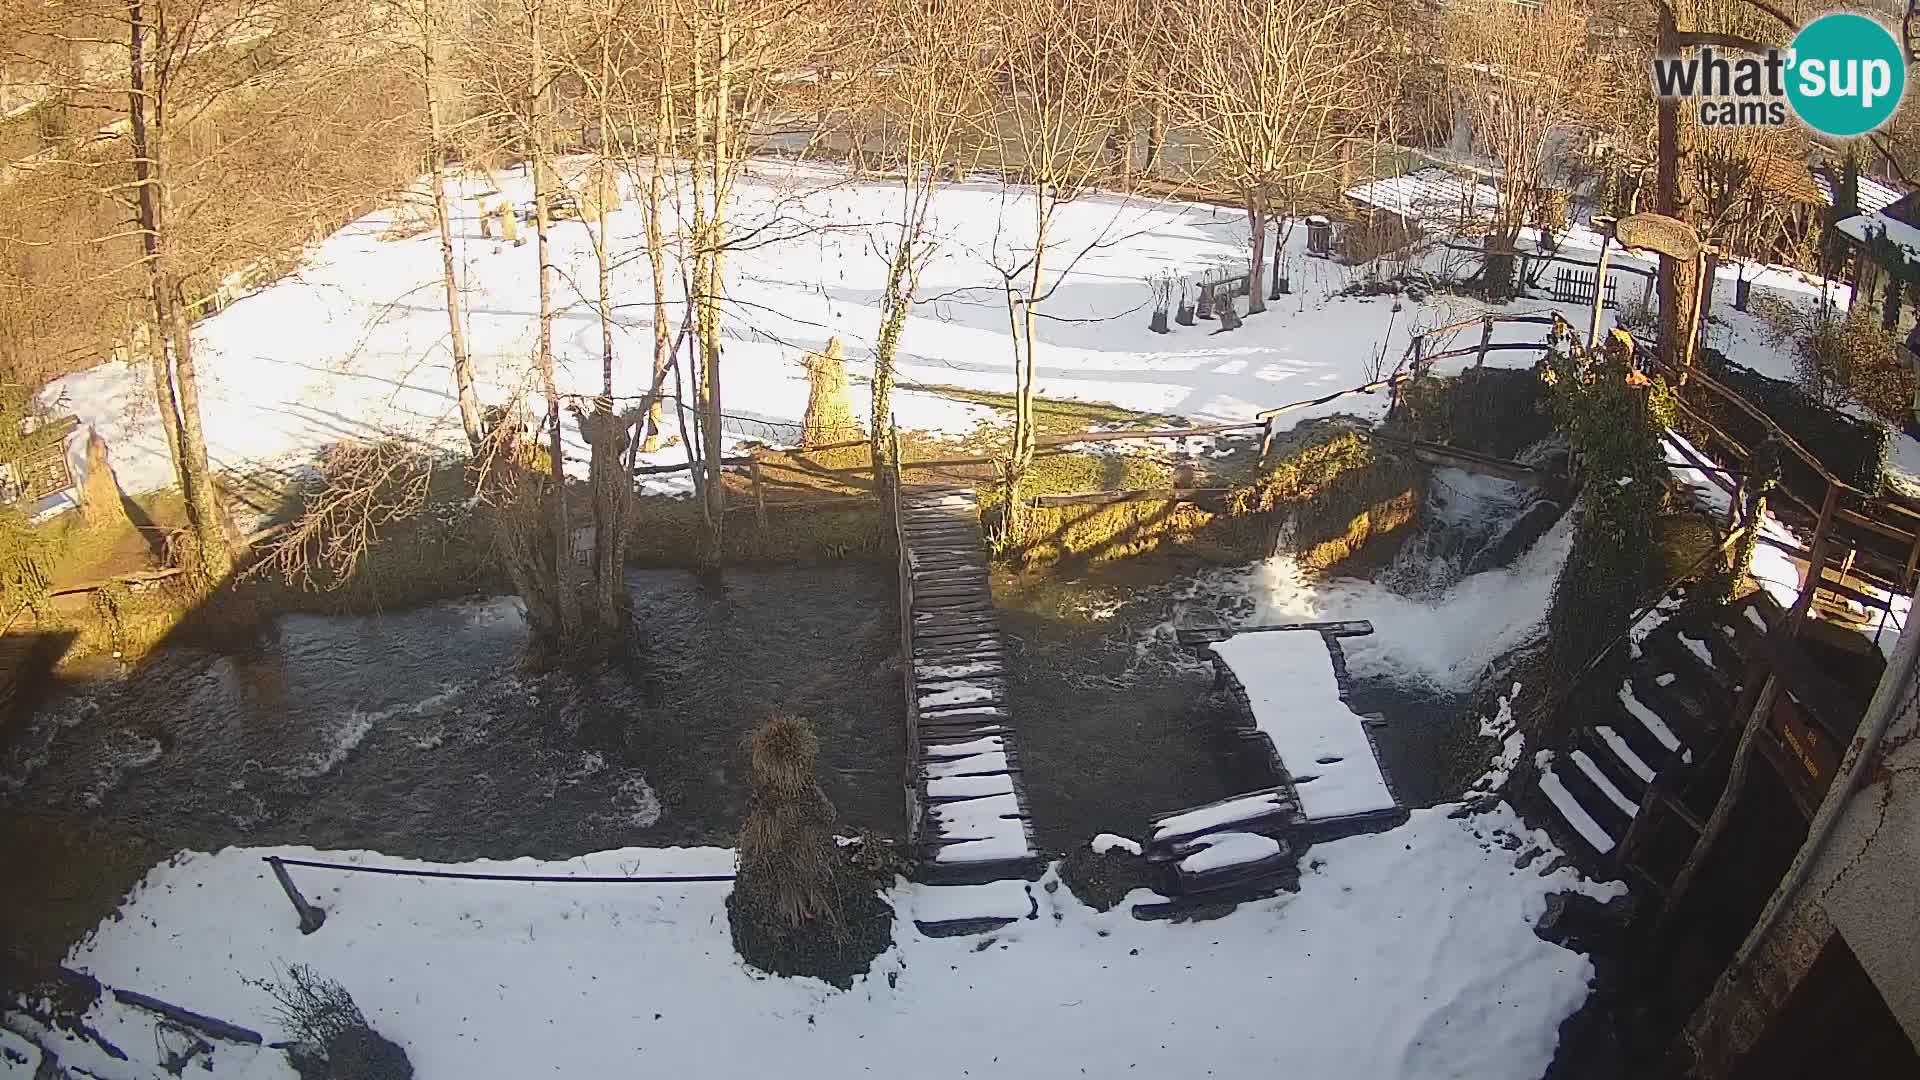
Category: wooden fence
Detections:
[{"x1": 1551, "y1": 267, "x2": 1619, "y2": 310}]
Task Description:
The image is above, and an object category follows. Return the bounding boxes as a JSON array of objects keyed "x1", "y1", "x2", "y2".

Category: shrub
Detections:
[
  {"x1": 1694, "y1": 341, "x2": 1890, "y2": 498},
  {"x1": 1539, "y1": 331, "x2": 1669, "y2": 684},
  {"x1": 1771, "y1": 304, "x2": 1913, "y2": 428},
  {"x1": 0, "y1": 507, "x2": 53, "y2": 619},
  {"x1": 250, "y1": 964, "x2": 411, "y2": 1080}
]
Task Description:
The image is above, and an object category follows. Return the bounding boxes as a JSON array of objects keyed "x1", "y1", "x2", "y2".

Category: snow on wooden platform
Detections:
[
  {"x1": 1571, "y1": 750, "x2": 1640, "y2": 817},
  {"x1": 1177, "y1": 832, "x2": 1282, "y2": 874},
  {"x1": 1150, "y1": 788, "x2": 1300, "y2": 846},
  {"x1": 1211, "y1": 631, "x2": 1398, "y2": 821},
  {"x1": 1595, "y1": 725, "x2": 1656, "y2": 784},
  {"x1": 1617, "y1": 682, "x2": 1681, "y2": 751},
  {"x1": 910, "y1": 880, "x2": 1034, "y2": 926},
  {"x1": 901, "y1": 487, "x2": 1038, "y2": 878},
  {"x1": 1538, "y1": 753, "x2": 1616, "y2": 854}
]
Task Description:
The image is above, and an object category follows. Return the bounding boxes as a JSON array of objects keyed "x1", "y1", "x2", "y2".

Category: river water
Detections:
[
  {"x1": 5, "y1": 452, "x2": 1565, "y2": 866},
  {"x1": 1, "y1": 567, "x2": 904, "y2": 862}
]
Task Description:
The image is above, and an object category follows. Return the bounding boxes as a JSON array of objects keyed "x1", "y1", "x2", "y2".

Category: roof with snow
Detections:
[
  {"x1": 1813, "y1": 169, "x2": 1903, "y2": 215},
  {"x1": 1344, "y1": 167, "x2": 1496, "y2": 229},
  {"x1": 1836, "y1": 190, "x2": 1920, "y2": 266},
  {"x1": 1211, "y1": 631, "x2": 1399, "y2": 822}
]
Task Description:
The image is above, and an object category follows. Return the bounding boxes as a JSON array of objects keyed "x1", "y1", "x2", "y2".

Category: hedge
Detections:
[{"x1": 1695, "y1": 348, "x2": 1889, "y2": 500}]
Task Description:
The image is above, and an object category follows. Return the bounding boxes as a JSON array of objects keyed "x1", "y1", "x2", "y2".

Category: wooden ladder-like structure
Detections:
[{"x1": 896, "y1": 485, "x2": 1039, "y2": 886}]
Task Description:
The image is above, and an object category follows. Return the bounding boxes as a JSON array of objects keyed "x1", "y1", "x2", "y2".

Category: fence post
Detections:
[
  {"x1": 265, "y1": 857, "x2": 327, "y2": 935},
  {"x1": 1785, "y1": 486, "x2": 1840, "y2": 639},
  {"x1": 1258, "y1": 417, "x2": 1275, "y2": 466},
  {"x1": 1474, "y1": 315, "x2": 1493, "y2": 368},
  {"x1": 750, "y1": 460, "x2": 769, "y2": 535},
  {"x1": 1588, "y1": 236, "x2": 1613, "y2": 350}
]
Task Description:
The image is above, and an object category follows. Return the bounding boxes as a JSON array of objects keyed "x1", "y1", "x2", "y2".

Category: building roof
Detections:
[
  {"x1": 1813, "y1": 168, "x2": 1903, "y2": 215},
  {"x1": 1344, "y1": 166, "x2": 1496, "y2": 228}
]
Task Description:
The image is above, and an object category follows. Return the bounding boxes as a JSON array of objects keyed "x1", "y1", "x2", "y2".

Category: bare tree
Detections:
[
  {"x1": 1159, "y1": 0, "x2": 1377, "y2": 313},
  {"x1": 674, "y1": 0, "x2": 822, "y2": 562},
  {"x1": 391, "y1": 0, "x2": 487, "y2": 451},
  {"x1": 976, "y1": 0, "x2": 1138, "y2": 537},
  {"x1": 1440, "y1": 0, "x2": 1599, "y2": 299},
  {"x1": 857, "y1": 0, "x2": 985, "y2": 507}
]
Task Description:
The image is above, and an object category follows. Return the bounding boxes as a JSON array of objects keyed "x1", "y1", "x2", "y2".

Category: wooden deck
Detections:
[{"x1": 896, "y1": 485, "x2": 1039, "y2": 886}]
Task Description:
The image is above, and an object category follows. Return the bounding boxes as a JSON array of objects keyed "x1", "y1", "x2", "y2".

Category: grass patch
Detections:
[{"x1": 903, "y1": 382, "x2": 1185, "y2": 437}]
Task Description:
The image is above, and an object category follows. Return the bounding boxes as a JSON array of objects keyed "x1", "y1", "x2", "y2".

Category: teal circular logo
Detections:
[{"x1": 1787, "y1": 14, "x2": 1905, "y2": 137}]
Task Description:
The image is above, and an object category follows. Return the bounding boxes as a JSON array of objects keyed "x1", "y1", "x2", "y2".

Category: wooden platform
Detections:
[
  {"x1": 897, "y1": 486, "x2": 1039, "y2": 886},
  {"x1": 1137, "y1": 624, "x2": 1408, "y2": 905}
]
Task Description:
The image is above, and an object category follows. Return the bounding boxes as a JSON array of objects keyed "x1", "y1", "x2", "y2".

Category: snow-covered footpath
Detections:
[{"x1": 46, "y1": 804, "x2": 1618, "y2": 1080}]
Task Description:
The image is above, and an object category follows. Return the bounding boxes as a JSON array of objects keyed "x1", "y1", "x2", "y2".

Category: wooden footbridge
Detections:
[{"x1": 894, "y1": 485, "x2": 1040, "y2": 886}]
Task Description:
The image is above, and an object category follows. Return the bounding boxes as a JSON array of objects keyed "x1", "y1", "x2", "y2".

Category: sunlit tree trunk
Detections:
[{"x1": 128, "y1": 0, "x2": 232, "y2": 581}]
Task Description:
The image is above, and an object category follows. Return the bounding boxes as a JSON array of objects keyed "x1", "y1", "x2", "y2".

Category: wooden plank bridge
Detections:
[{"x1": 895, "y1": 485, "x2": 1040, "y2": 885}]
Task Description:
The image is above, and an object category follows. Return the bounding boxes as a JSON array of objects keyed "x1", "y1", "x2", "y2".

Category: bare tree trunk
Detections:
[
  {"x1": 1245, "y1": 189, "x2": 1268, "y2": 315},
  {"x1": 530, "y1": 2, "x2": 580, "y2": 639},
  {"x1": 1654, "y1": 6, "x2": 1696, "y2": 379},
  {"x1": 640, "y1": 64, "x2": 672, "y2": 453},
  {"x1": 694, "y1": 21, "x2": 731, "y2": 564},
  {"x1": 423, "y1": 10, "x2": 484, "y2": 452},
  {"x1": 871, "y1": 243, "x2": 912, "y2": 510},
  {"x1": 128, "y1": 0, "x2": 231, "y2": 581},
  {"x1": 1003, "y1": 209, "x2": 1047, "y2": 539},
  {"x1": 1143, "y1": 100, "x2": 1165, "y2": 176}
]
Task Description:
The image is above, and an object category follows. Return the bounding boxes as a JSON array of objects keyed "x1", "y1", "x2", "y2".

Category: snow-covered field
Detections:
[
  {"x1": 44, "y1": 156, "x2": 1879, "y2": 503},
  {"x1": 45, "y1": 804, "x2": 1620, "y2": 1080}
]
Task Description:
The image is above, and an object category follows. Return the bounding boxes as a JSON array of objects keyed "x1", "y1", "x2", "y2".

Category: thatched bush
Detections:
[
  {"x1": 728, "y1": 714, "x2": 892, "y2": 988},
  {"x1": 251, "y1": 964, "x2": 410, "y2": 1080},
  {"x1": 77, "y1": 429, "x2": 131, "y2": 531},
  {"x1": 800, "y1": 337, "x2": 863, "y2": 448}
]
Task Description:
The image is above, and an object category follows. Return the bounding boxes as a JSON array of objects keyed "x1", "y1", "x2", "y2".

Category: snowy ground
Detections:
[
  {"x1": 43, "y1": 156, "x2": 1878, "y2": 505},
  {"x1": 45, "y1": 803, "x2": 1620, "y2": 1080}
]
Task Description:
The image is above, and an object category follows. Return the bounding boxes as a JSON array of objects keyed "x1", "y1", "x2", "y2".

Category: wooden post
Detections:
[
  {"x1": 1904, "y1": 532, "x2": 1920, "y2": 594},
  {"x1": 1587, "y1": 236, "x2": 1613, "y2": 351},
  {"x1": 1258, "y1": 417, "x2": 1275, "y2": 465},
  {"x1": 1656, "y1": 677, "x2": 1778, "y2": 933},
  {"x1": 750, "y1": 460, "x2": 768, "y2": 535},
  {"x1": 1474, "y1": 314, "x2": 1493, "y2": 368},
  {"x1": 265, "y1": 857, "x2": 327, "y2": 934},
  {"x1": 1785, "y1": 486, "x2": 1840, "y2": 638}
]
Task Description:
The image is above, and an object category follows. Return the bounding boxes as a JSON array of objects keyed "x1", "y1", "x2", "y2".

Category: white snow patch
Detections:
[
  {"x1": 923, "y1": 750, "x2": 1010, "y2": 778},
  {"x1": 1536, "y1": 752, "x2": 1615, "y2": 854},
  {"x1": 1680, "y1": 634, "x2": 1716, "y2": 669},
  {"x1": 1091, "y1": 833, "x2": 1142, "y2": 857},
  {"x1": 0, "y1": 1029, "x2": 41, "y2": 1078},
  {"x1": 1213, "y1": 632, "x2": 1397, "y2": 819},
  {"x1": 1744, "y1": 606, "x2": 1769, "y2": 633},
  {"x1": 1617, "y1": 683, "x2": 1682, "y2": 752},
  {"x1": 1152, "y1": 789, "x2": 1296, "y2": 841},
  {"x1": 1178, "y1": 831, "x2": 1282, "y2": 874},
  {"x1": 65, "y1": 806, "x2": 1621, "y2": 1080},
  {"x1": 1571, "y1": 751, "x2": 1640, "y2": 818},
  {"x1": 1595, "y1": 726, "x2": 1656, "y2": 784},
  {"x1": 922, "y1": 736, "x2": 1005, "y2": 760},
  {"x1": 1656, "y1": 672, "x2": 1677, "y2": 687},
  {"x1": 912, "y1": 881, "x2": 1032, "y2": 924},
  {"x1": 919, "y1": 682, "x2": 997, "y2": 710}
]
